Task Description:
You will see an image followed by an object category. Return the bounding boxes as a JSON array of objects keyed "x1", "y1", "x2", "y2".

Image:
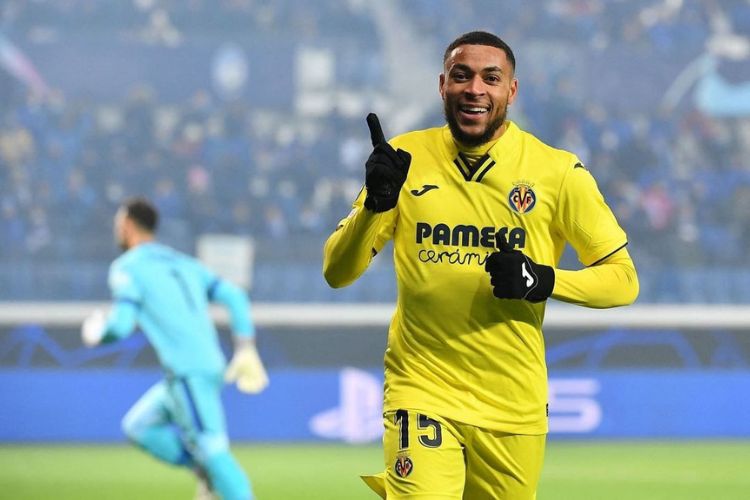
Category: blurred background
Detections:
[{"x1": 0, "y1": 0, "x2": 749, "y2": 499}]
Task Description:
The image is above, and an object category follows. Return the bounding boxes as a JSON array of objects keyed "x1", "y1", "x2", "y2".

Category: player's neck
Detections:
[
  {"x1": 127, "y1": 234, "x2": 155, "y2": 249},
  {"x1": 454, "y1": 123, "x2": 505, "y2": 156},
  {"x1": 456, "y1": 138, "x2": 499, "y2": 155},
  {"x1": 455, "y1": 135, "x2": 501, "y2": 171}
]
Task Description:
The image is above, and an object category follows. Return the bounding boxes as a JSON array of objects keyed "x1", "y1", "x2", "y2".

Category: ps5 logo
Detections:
[
  {"x1": 309, "y1": 368, "x2": 383, "y2": 443},
  {"x1": 548, "y1": 378, "x2": 602, "y2": 433},
  {"x1": 309, "y1": 371, "x2": 602, "y2": 440}
]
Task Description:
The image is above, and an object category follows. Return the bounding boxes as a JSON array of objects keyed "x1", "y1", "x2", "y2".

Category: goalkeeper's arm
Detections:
[
  {"x1": 210, "y1": 279, "x2": 269, "y2": 394},
  {"x1": 209, "y1": 278, "x2": 255, "y2": 338},
  {"x1": 81, "y1": 300, "x2": 138, "y2": 347}
]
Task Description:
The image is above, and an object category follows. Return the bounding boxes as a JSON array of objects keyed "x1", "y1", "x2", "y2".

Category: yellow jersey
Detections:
[{"x1": 337, "y1": 121, "x2": 627, "y2": 434}]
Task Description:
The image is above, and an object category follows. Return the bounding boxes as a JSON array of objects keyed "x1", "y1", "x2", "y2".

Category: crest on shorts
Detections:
[
  {"x1": 394, "y1": 454, "x2": 414, "y2": 478},
  {"x1": 508, "y1": 180, "x2": 537, "y2": 214}
]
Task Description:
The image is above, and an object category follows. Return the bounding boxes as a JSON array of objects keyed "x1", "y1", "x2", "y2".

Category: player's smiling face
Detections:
[{"x1": 440, "y1": 44, "x2": 518, "y2": 147}]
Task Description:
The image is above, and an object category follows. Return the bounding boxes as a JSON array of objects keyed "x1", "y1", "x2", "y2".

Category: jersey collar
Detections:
[{"x1": 440, "y1": 121, "x2": 522, "y2": 183}]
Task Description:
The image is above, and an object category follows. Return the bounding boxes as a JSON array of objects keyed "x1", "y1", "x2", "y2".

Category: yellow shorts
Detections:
[{"x1": 364, "y1": 409, "x2": 545, "y2": 499}]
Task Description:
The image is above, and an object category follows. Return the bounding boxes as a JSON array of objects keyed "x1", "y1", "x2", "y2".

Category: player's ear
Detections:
[
  {"x1": 124, "y1": 215, "x2": 141, "y2": 238},
  {"x1": 507, "y1": 77, "x2": 518, "y2": 106},
  {"x1": 439, "y1": 73, "x2": 446, "y2": 100}
]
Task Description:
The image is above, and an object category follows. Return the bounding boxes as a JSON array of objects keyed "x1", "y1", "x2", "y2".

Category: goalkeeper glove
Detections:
[
  {"x1": 485, "y1": 236, "x2": 555, "y2": 302},
  {"x1": 225, "y1": 337, "x2": 269, "y2": 394},
  {"x1": 81, "y1": 309, "x2": 106, "y2": 347},
  {"x1": 363, "y1": 113, "x2": 411, "y2": 213}
]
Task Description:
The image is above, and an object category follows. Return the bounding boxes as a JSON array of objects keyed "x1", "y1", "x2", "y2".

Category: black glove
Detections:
[
  {"x1": 485, "y1": 235, "x2": 555, "y2": 302},
  {"x1": 363, "y1": 113, "x2": 411, "y2": 213}
]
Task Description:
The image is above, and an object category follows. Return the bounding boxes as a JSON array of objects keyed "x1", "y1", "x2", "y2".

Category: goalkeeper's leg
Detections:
[
  {"x1": 122, "y1": 381, "x2": 194, "y2": 467},
  {"x1": 170, "y1": 374, "x2": 253, "y2": 500}
]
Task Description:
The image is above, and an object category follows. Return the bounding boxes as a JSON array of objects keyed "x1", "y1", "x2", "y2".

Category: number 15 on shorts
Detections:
[
  {"x1": 383, "y1": 409, "x2": 466, "y2": 497},
  {"x1": 394, "y1": 409, "x2": 443, "y2": 450}
]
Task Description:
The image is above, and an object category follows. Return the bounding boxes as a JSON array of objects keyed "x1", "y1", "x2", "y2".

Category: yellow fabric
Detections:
[
  {"x1": 322, "y1": 197, "x2": 388, "y2": 288},
  {"x1": 380, "y1": 410, "x2": 544, "y2": 499},
  {"x1": 553, "y1": 248, "x2": 638, "y2": 308},
  {"x1": 323, "y1": 121, "x2": 635, "y2": 434},
  {"x1": 360, "y1": 472, "x2": 387, "y2": 499},
  {"x1": 455, "y1": 137, "x2": 499, "y2": 171}
]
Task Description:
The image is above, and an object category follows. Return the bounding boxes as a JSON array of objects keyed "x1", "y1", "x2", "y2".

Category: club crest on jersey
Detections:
[
  {"x1": 394, "y1": 455, "x2": 414, "y2": 478},
  {"x1": 508, "y1": 181, "x2": 537, "y2": 214}
]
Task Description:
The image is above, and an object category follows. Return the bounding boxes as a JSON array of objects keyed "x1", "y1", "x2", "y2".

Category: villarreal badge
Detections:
[
  {"x1": 394, "y1": 454, "x2": 414, "y2": 478},
  {"x1": 508, "y1": 180, "x2": 537, "y2": 214}
]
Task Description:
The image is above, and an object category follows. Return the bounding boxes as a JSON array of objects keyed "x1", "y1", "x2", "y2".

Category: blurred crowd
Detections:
[
  {"x1": 0, "y1": 87, "x2": 363, "y2": 259},
  {"x1": 2, "y1": 0, "x2": 376, "y2": 40},
  {"x1": 1, "y1": 0, "x2": 749, "y2": 301}
]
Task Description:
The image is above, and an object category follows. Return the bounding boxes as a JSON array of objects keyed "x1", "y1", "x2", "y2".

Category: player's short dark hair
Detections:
[
  {"x1": 123, "y1": 196, "x2": 158, "y2": 233},
  {"x1": 443, "y1": 31, "x2": 516, "y2": 73}
]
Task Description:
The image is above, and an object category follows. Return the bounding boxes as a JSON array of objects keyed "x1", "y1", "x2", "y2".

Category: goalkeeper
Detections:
[{"x1": 82, "y1": 197, "x2": 268, "y2": 500}]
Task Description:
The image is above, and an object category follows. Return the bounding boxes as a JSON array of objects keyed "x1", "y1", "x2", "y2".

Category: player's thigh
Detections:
[
  {"x1": 167, "y1": 374, "x2": 228, "y2": 444},
  {"x1": 383, "y1": 409, "x2": 465, "y2": 499},
  {"x1": 463, "y1": 431, "x2": 545, "y2": 500},
  {"x1": 122, "y1": 380, "x2": 170, "y2": 435}
]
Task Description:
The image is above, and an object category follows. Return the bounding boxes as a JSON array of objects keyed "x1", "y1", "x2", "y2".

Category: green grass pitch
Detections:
[{"x1": 1, "y1": 441, "x2": 749, "y2": 499}]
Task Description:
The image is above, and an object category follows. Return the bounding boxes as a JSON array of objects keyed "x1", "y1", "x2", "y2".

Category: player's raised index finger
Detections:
[{"x1": 366, "y1": 113, "x2": 386, "y2": 147}]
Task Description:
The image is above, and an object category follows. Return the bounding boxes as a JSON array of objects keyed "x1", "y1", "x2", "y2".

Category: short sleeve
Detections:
[{"x1": 555, "y1": 161, "x2": 628, "y2": 266}]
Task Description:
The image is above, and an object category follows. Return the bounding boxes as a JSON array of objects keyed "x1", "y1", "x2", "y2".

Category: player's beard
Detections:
[
  {"x1": 116, "y1": 234, "x2": 131, "y2": 252},
  {"x1": 444, "y1": 101, "x2": 507, "y2": 148}
]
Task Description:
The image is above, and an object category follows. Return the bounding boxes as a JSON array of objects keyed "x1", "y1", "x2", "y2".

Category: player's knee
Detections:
[
  {"x1": 193, "y1": 431, "x2": 230, "y2": 463},
  {"x1": 120, "y1": 411, "x2": 145, "y2": 442},
  {"x1": 120, "y1": 415, "x2": 135, "y2": 440}
]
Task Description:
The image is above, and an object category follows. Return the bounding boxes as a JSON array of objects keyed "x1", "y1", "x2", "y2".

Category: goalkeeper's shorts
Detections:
[
  {"x1": 363, "y1": 409, "x2": 545, "y2": 499},
  {"x1": 123, "y1": 374, "x2": 230, "y2": 462}
]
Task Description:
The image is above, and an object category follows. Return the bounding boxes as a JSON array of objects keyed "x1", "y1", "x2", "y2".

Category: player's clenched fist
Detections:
[
  {"x1": 363, "y1": 113, "x2": 411, "y2": 213},
  {"x1": 485, "y1": 235, "x2": 555, "y2": 302}
]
